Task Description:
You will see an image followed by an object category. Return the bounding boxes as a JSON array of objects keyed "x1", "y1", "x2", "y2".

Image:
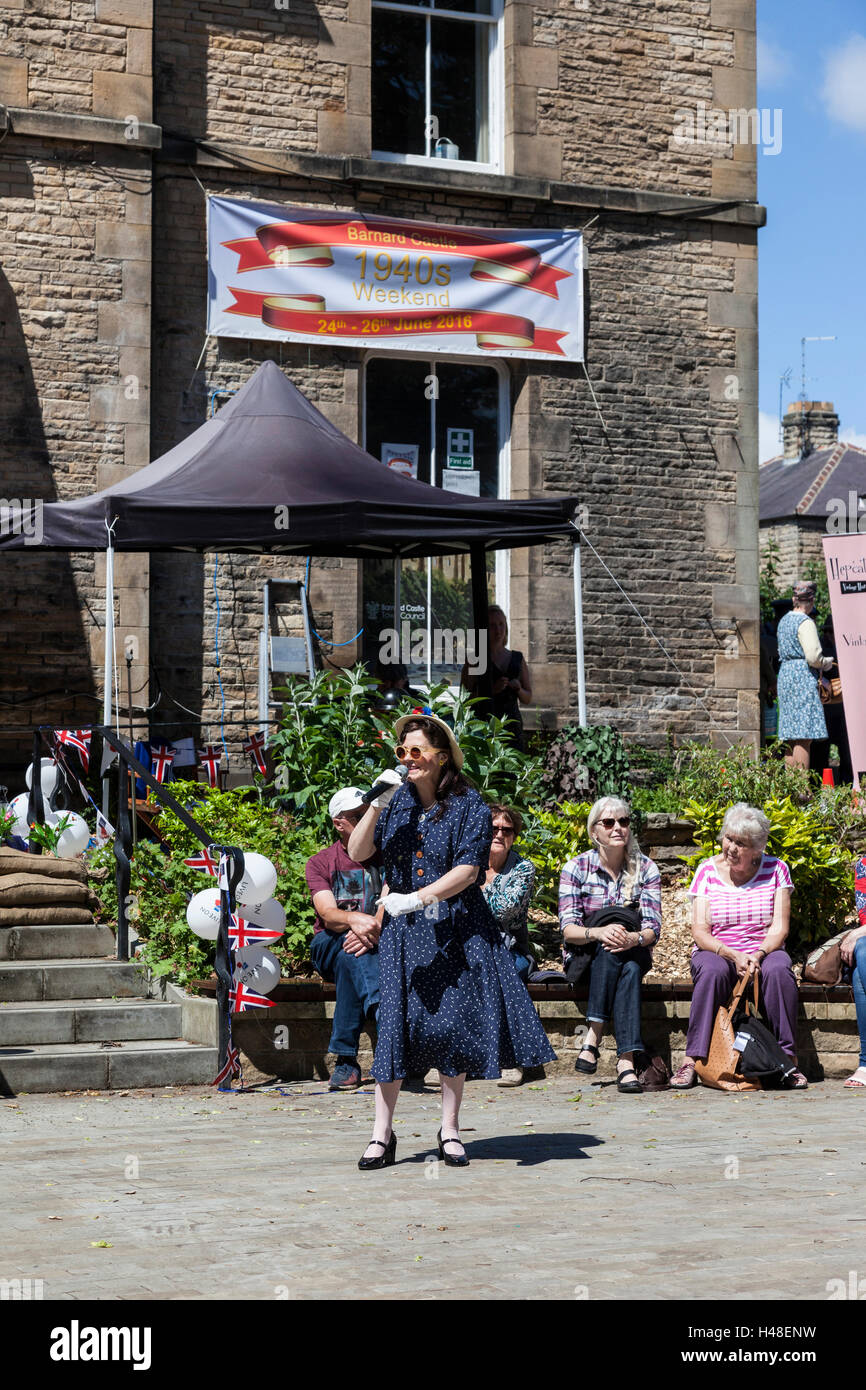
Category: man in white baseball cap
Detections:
[{"x1": 305, "y1": 786, "x2": 384, "y2": 1090}]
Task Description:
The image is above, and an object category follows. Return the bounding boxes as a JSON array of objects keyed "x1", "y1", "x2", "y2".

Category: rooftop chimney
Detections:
[{"x1": 782, "y1": 400, "x2": 839, "y2": 461}]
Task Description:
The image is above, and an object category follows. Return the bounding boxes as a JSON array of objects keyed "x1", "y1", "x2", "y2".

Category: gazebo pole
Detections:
[
  {"x1": 101, "y1": 528, "x2": 116, "y2": 818},
  {"x1": 572, "y1": 535, "x2": 587, "y2": 728},
  {"x1": 469, "y1": 543, "x2": 489, "y2": 682}
]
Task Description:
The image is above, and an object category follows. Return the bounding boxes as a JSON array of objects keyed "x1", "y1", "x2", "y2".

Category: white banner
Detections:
[{"x1": 207, "y1": 197, "x2": 584, "y2": 363}]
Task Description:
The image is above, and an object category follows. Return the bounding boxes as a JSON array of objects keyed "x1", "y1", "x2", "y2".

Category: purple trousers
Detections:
[{"x1": 686, "y1": 949, "x2": 799, "y2": 1061}]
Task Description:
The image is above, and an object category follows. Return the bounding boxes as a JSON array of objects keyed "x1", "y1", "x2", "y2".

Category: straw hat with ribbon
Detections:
[{"x1": 393, "y1": 706, "x2": 464, "y2": 771}]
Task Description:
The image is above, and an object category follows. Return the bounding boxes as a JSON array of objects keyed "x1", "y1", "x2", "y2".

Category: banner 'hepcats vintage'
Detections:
[{"x1": 207, "y1": 197, "x2": 584, "y2": 363}]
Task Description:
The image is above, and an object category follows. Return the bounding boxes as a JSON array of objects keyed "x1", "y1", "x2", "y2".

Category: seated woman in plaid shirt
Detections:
[{"x1": 559, "y1": 798, "x2": 662, "y2": 1094}]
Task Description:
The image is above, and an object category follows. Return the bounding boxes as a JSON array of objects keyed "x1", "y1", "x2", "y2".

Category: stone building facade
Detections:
[{"x1": 0, "y1": 0, "x2": 764, "y2": 780}]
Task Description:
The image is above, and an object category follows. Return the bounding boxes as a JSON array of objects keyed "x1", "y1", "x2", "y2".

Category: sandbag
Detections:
[
  {"x1": 0, "y1": 905, "x2": 95, "y2": 926},
  {"x1": 0, "y1": 847, "x2": 89, "y2": 883},
  {"x1": 0, "y1": 873, "x2": 94, "y2": 908}
]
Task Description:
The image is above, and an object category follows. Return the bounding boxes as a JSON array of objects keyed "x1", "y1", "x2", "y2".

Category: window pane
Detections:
[
  {"x1": 436, "y1": 363, "x2": 499, "y2": 498},
  {"x1": 372, "y1": 11, "x2": 427, "y2": 156},
  {"x1": 432, "y1": 0, "x2": 493, "y2": 13},
  {"x1": 430, "y1": 17, "x2": 488, "y2": 164}
]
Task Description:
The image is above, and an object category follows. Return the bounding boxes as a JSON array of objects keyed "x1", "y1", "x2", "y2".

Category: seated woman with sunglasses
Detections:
[
  {"x1": 559, "y1": 797, "x2": 661, "y2": 1094},
  {"x1": 348, "y1": 709, "x2": 555, "y2": 1169}
]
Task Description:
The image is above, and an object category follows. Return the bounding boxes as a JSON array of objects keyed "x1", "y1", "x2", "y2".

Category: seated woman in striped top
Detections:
[{"x1": 671, "y1": 803, "x2": 807, "y2": 1091}]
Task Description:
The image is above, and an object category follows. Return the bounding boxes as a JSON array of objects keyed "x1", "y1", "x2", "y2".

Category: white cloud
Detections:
[
  {"x1": 757, "y1": 37, "x2": 793, "y2": 88},
  {"x1": 760, "y1": 409, "x2": 783, "y2": 463},
  {"x1": 821, "y1": 33, "x2": 866, "y2": 133},
  {"x1": 841, "y1": 426, "x2": 866, "y2": 449}
]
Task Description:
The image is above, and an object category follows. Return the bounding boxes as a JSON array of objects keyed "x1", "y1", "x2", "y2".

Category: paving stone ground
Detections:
[{"x1": 2, "y1": 1075, "x2": 864, "y2": 1302}]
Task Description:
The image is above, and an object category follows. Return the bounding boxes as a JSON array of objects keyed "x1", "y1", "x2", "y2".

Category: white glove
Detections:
[
  {"x1": 370, "y1": 768, "x2": 404, "y2": 808},
  {"x1": 379, "y1": 891, "x2": 423, "y2": 917}
]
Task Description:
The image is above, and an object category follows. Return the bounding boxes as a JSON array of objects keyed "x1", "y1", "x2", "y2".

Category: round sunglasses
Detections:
[
  {"x1": 599, "y1": 816, "x2": 630, "y2": 830},
  {"x1": 395, "y1": 743, "x2": 433, "y2": 761}
]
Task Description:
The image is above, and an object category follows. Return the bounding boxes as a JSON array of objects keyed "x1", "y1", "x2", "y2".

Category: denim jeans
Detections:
[
  {"x1": 309, "y1": 930, "x2": 380, "y2": 1059},
  {"x1": 510, "y1": 950, "x2": 533, "y2": 983},
  {"x1": 585, "y1": 943, "x2": 652, "y2": 1056},
  {"x1": 853, "y1": 938, "x2": 866, "y2": 1068}
]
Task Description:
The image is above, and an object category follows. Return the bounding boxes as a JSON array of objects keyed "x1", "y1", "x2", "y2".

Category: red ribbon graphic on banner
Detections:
[
  {"x1": 224, "y1": 290, "x2": 568, "y2": 356},
  {"x1": 223, "y1": 216, "x2": 572, "y2": 300}
]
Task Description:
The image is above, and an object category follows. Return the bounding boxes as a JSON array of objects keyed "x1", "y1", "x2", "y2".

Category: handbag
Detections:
[
  {"x1": 819, "y1": 674, "x2": 843, "y2": 705},
  {"x1": 694, "y1": 974, "x2": 762, "y2": 1092},
  {"x1": 803, "y1": 929, "x2": 849, "y2": 986},
  {"x1": 635, "y1": 1051, "x2": 671, "y2": 1090},
  {"x1": 564, "y1": 902, "x2": 643, "y2": 988},
  {"x1": 731, "y1": 1009, "x2": 797, "y2": 1084}
]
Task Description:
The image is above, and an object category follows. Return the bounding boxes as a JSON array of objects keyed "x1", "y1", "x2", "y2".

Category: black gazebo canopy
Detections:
[{"x1": 1, "y1": 359, "x2": 580, "y2": 557}]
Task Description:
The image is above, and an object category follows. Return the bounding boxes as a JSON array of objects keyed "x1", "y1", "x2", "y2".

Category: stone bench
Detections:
[{"x1": 189, "y1": 978, "x2": 860, "y2": 1084}]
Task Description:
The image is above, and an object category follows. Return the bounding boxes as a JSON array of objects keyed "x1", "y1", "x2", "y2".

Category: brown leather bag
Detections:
[
  {"x1": 695, "y1": 974, "x2": 762, "y2": 1092},
  {"x1": 803, "y1": 930, "x2": 848, "y2": 986},
  {"x1": 819, "y1": 674, "x2": 843, "y2": 705}
]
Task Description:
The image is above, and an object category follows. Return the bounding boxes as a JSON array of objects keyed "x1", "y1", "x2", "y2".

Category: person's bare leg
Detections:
[
  {"x1": 785, "y1": 739, "x2": 811, "y2": 770},
  {"x1": 439, "y1": 1072, "x2": 466, "y2": 1157},
  {"x1": 578, "y1": 1019, "x2": 605, "y2": 1065},
  {"x1": 362, "y1": 1079, "x2": 402, "y2": 1159}
]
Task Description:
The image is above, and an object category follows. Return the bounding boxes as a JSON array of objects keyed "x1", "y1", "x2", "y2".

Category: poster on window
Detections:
[
  {"x1": 207, "y1": 197, "x2": 584, "y2": 362},
  {"x1": 381, "y1": 443, "x2": 419, "y2": 479},
  {"x1": 823, "y1": 535, "x2": 866, "y2": 790}
]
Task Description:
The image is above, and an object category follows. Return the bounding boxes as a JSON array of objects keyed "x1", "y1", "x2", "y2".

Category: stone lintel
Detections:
[{"x1": 6, "y1": 107, "x2": 161, "y2": 150}]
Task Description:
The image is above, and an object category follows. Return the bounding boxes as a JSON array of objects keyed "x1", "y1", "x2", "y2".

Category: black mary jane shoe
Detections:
[
  {"x1": 616, "y1": 1067, "x2": 643, "y2": 1095},
  {"x1": 575, "y1": 1044, "x2": 600, "y2": 1075},
  {"x1": 358, "y1": 1133, "x2": 396, "y2": 1170},
  {"x1": 437, "y1": 1129, "x2": 470, "y2": 1167}
]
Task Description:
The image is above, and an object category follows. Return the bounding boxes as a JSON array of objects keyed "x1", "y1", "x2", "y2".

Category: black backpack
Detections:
[{"x1": 731, "y1": 991, "x2": 797, "y2": 1084}]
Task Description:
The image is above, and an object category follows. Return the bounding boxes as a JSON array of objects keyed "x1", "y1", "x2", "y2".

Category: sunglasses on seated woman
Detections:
[{"x1": 599, "y1": 816, "x2": 630, "y2": 829}]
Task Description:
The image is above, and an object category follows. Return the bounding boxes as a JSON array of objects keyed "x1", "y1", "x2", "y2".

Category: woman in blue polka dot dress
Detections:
[{"x1": 348, "y1": 710, "x2": 555, "y2": 1169}]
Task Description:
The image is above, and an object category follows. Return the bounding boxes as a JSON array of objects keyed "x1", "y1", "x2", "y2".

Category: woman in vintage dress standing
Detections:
[
  {"x1": 348, "y1": 710, "x2": 554, "y2": 1169},
  {"x1": 775, "y1": 581, "x2": 835, "y2": 770}
]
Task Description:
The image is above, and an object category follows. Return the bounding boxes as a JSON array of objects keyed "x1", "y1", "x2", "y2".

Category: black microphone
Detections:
[{"x1": 361, "y1": 764, "x2": 408, "y2": 805}]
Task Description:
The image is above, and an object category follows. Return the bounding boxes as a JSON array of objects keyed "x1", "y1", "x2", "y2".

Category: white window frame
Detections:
[
  {"x1": 370, "y1": 0, "x2": 505, "y2": 176},
  {"x1": 361, "y1": 349, "x2": 512, "y2": 682}
]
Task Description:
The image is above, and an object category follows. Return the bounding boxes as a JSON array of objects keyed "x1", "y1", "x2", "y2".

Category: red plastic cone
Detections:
[{"x1": 822, "y1": 768, "x2": 835, "y2": 787}]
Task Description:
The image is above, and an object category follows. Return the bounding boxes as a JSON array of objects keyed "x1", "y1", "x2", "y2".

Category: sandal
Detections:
[
  {"x1": 616, "y1": 1067, "x2": 643, "y2": 1095},
  {"x1": 843, "y1": 1069, "x2": 866, "y2": 1088},
  {"x1": 783, "y1": 1069, "x2": 808, "y2": 1090},
  {"x1": 669, "y1": 1061, "x2": 697, "y2": 1090},
  {"x1": 575, "y1": 1043, "x2": 600, "y2": 1075}
]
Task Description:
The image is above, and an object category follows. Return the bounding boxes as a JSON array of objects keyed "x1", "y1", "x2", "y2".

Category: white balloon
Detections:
[
  {"x1": 234, "y1": 852, "x2": 277, "y2": 907},
  {"x1": 232, "y1": 945, "x2": 281, "y2": 995},
  {"x1": 186, "y1": 888, "x2": 223, "y2": 940},
  {"x1": 235, "y1": 896, "x2": 285, "y2": 933},
  {"x1": 25, "y1": 758, "x2": 59, "y2": 799},
  {"x1": 9, "y1": 793, "x2": 32, "y2": 840},
  {"x1": 55, "y1": 811, "x2": 90, "y2": 858}
]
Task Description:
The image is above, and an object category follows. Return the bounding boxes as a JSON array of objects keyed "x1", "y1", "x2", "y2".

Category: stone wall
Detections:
[
  {"x1": 0, "y1": 0, "x2": 763, "y2": 780},
  {"x1": 760, "y1": 522, "x2": 825, "y2": 593}
]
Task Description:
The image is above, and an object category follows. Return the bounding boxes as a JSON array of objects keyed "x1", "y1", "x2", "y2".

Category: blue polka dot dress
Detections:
[
  {"x1": 776, "y1": 610, "x2": 827, "y2": 740},
  {"x1": 371, "y1": 782, "x2": 556, "y2": 1082}
]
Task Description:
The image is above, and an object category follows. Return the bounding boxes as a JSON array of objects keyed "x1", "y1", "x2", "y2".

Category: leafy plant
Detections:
[
  {"x1": 524, "y1": 800, "x2": 591, "y2": 915},
  {"x1": 541, "y1": 724, "x2": 629, "y2": 806},
  {"x1": 760, "y1": 535, "x2": 784, "y2": 624},
  {"x1": 27, "y1": 813, "x2": 72, "y2": 856},
  {"x1": 663, "y1": 741, "x2": 814, "y2": 807},
  {"x1": 680, "y1": 795, "x2": 858, "y2": 956},
  {"x1": 269, "y1": 665, "x2": 546, "y2": 836}
]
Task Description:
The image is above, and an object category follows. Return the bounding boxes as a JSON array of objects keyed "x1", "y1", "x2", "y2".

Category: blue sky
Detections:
[{"x1": 757, "y1": 0, "x2": 866, "y2": 460}]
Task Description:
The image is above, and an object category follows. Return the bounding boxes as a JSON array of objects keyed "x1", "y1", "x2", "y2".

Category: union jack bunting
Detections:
[
  {"x1": 212, "y1": 1041, "x2": 241, "y2": 1087},
  {"x1": 242, "y1": 729, "x2": 267, "y2": 776},
  {"x1": 184, "y1": 846, "x2": 220, "y2": 877},
  {"x1": 229, "y1": 980, "x2": 276, "y2": 1012},
  {"x1": 198, "y1": 744, "x2": 222, "y2": 788},
  {"x1": 55, "y1": 728, "x2": 91, "y2": 773},
  {"x1": 150, "y1": 744, "x2": 175, "y2": 783},
  {"x1": 227, "y1": 914, "x2": 283, "y2": 950}
]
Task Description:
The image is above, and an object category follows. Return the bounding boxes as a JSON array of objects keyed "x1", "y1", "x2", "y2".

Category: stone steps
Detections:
[
  {"x1": 0, "y1": 1039, "x2": 219, "y2": 1094},
  {"x1": 0, "y1": 923, "x2": 117, "y2": 961},
  {"x1": 0, "y1": 922, "x2": 219, "y2": 1093},
  {"x1": 0, "y1": 998, "x2": 183, "y2": 1046},
  {"x1": 0, "y1": 958, "x2": 148, "y2": 1002}
]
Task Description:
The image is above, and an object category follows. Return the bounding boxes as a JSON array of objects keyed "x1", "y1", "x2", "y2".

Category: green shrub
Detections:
[
  {"x1": 524, "y1": 800, "x2": 591, "y2": 915},
  {"x1": 680, "y1": 795, "x2": 857, "y2": 957},
  {"x1": 269, "y1": 665, "x2": 546, "y2": 837},
  {"x1": 90, "y1": 787, "x2": 322, "y2": 986},
  {"x1": 541, "y1": 723, "x2": 630, "y2": 806}
]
